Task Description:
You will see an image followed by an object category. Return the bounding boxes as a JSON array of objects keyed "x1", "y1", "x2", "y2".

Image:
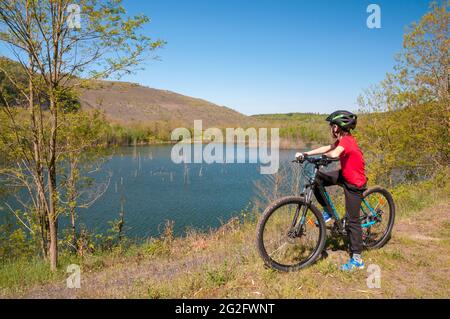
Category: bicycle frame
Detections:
[{"x1": 296, "y1": 162, "x2": 380, "y2": 232}]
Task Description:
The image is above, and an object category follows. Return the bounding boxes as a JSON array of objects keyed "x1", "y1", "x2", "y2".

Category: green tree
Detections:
[
  {"x1": 0, "y1": 0, "x2": 164, "y2": 270},
  {"x1": 356, "y1": 1, "x2": 449, "y2": 186}
]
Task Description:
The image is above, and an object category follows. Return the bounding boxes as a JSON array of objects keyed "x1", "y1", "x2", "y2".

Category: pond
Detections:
[{"x1": 1, "y1": 145, "x2": 302, "y2": 238}]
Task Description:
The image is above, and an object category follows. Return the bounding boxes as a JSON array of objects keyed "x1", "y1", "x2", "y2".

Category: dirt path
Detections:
[{"x1": 12, "y1": 202, "x2": 450, "y2": 298}]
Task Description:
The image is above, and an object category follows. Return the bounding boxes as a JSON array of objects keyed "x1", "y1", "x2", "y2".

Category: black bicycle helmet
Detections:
[{"x1": 326, "y1": 110, "x2": 357, "y2": 131}]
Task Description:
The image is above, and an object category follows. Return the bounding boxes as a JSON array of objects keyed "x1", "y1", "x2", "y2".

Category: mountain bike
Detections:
[{"x1": 256, "y1": 155, "x2": 395, "y2": 272}]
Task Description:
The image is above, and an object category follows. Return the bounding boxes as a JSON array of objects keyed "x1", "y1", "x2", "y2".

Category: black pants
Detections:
[{"x1": 313, "y1": 170, "x2": 366, "y2": 255}]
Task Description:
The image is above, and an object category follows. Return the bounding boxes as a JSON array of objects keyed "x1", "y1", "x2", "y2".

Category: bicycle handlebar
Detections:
[{"x1": 292, "y1": 155, "x2": 339, "y2": 166}]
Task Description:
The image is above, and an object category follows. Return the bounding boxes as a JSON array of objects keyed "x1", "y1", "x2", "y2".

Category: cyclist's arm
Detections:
[
  {"x1": 304, "y1": 144, "x2": 335, "y2": 156},
  {"x1": 324, "y1": 145, "x2": 344, "y2": 158}
]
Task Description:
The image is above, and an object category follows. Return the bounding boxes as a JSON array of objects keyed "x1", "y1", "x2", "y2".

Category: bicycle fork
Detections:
[{"x1": 290, "y1": 187, "x2": 315, "y2": 237}]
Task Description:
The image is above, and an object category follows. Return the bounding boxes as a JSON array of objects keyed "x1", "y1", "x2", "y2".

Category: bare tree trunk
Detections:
[
  {"x1": 48, "y1": 214, "x2": 58, "y2": 271},
  {"x1": 47, "y1": 0, "x2": 62, "y2": 266},
  {"x1": 24, "y1": 0, "x2": 50, "y2": 260},
  {"x1": 48, "y1": 171, "x2": 58, "y2": 271},
  {"x1": 48, "y1": 93, "x2": 59, "y2": 271}
]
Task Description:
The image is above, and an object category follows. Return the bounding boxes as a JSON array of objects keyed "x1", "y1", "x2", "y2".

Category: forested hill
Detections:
[{"x1": 0, "y1": 56, "x2": 252, "y2": 128}]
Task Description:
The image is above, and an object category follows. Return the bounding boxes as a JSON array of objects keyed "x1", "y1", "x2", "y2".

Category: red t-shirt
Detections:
[{"x1": 335, "y1": 135, "x2": 367, "y2": 188}]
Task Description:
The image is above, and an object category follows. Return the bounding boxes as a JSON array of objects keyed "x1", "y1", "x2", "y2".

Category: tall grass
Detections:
[
  {"x1": 391, "y1": 178, "x2": 449, "y2": 218},
  {"x1": 0, "y1": 253, "x2": 80, "y2": 295}
]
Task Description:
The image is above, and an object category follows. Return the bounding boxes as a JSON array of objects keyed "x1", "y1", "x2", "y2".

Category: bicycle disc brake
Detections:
[
  {"x1": 286, "y1": 226, "x2": 305, "y2": 243},
  {"x1": 375, "y1": 209, "x2": 384, "y2": 223}
]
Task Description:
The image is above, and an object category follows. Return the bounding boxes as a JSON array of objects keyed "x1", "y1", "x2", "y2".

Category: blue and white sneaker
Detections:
[
  {"x1": 315, "y1": 211, "x2": 332, "y2": 226},
  {"x1": 341, "y1": 258, "x2": 365, "y2": 271}
]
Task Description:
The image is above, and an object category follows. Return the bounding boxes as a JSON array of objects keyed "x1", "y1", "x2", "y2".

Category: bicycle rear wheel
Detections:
[
  {"x1": 360, "y1": 187, "x2": 395, "y2": 249},
  {"x1": 256, "y1": 196, "x2": 326, "y2": 272}
]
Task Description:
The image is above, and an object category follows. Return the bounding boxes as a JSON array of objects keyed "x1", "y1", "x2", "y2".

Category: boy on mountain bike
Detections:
[{"x1": 295, "y1": 110, "x2": 367, "y2": 271}]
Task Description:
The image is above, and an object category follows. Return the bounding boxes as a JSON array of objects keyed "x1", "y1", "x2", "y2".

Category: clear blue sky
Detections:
[
  {"x1": 118, "y1": 0, "x2": 432, "y2": 115},
  {"x1": 0, "y1": 1, "x2": 431, "y2": 115}
]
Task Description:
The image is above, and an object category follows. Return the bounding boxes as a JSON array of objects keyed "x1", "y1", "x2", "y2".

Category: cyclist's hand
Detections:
[{"x1": 295, "y1": 152, "x2": 305, "y2": 162}]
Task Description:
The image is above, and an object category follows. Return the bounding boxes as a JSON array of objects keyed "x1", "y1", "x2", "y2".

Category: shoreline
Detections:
[{"x1": 116, "y1": 139, "x2": 322, "y2": 150}]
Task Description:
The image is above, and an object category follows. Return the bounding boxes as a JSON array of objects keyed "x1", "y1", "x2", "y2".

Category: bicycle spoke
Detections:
[
  {"x1": 269, "y1": 242, "x2": 288, "y2": 258},
  {"x1": 361, "y1": 190, "x2": 393, "y2": 248},
  {"x1": 373, "y1": 195, "x2": 387, "y2": 211},
  {"x1": 262, "y1": 201, "x2": 322, "y2": 267}
]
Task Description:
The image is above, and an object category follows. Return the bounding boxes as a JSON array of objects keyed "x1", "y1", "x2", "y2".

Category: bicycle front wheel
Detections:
[{"x1": 256, "y1": 196, "x2": 326, "y2": 272}]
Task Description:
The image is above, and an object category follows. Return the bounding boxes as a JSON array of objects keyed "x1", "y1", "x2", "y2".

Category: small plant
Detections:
[
  {"x1": 205, "y1": 261, "x2": 233, "y2": 287},
  {"x1": 316, "y1": 260, "x2": 337, "y2": 276},
  {"x1": 141, "y1": 220, "x2": 175, "y2": 257},
  {"x1": 143, "y1": 239, "x2": 171, "y2": 257},
  {"x1": 147, "y1": 285, "x2": 169, "y2": 299}
]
